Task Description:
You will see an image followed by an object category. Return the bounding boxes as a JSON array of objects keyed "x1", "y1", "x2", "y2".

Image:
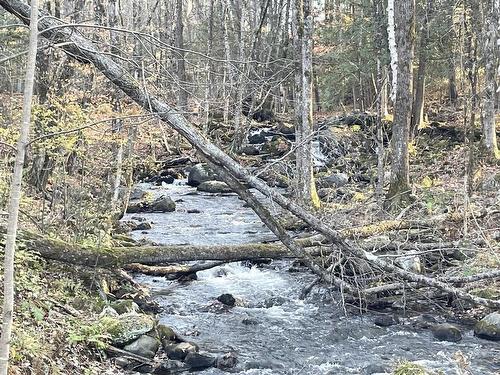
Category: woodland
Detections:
[{"x1": 0, "y1": 0, "x2": 499, "y2": 374}]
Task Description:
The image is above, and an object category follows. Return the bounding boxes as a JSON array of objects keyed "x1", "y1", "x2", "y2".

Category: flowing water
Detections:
[{"x1": 125, "y1": 182, "x2": 499, "y2": 375}]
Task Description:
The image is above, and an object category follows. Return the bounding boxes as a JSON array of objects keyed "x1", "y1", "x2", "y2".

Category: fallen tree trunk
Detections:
[
  {"x1": 123, "y1": 261, "x2": 227, "y2": 277},
  {"x1": 1, "y1": 0, "x2": 499, "y2": 309}
]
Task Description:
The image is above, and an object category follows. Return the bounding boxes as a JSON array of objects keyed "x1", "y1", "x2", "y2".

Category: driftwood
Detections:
[{"x1": 1, "y1": 0, "x2": 499, "y2": 309}]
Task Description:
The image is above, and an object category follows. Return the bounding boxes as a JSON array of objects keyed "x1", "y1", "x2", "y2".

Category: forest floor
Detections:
[{"x1": 0, "y1": 107, "x2": 499, "y2": 374}]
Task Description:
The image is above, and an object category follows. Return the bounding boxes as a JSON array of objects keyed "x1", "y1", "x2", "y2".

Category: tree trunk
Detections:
[
  {"x1": 481, "y1": 0, "x2": 499, "y2": 159},
  {"x1": 386, "y1": 0, "x2": 398, "y2": 103},
  {"x1": 175, "y1": 0, "x2": 188, "y2": 111},
  {"x1": 410, "y1": 0, "x2": 433, "y2": 139},
  {"x1": 0, "y1": 0, "x2": 38, "y2": 372},
  {"x1": 386, "y1": 0, "x2": 415, "y2": 205},
  {"x1": 292, "y1": 0, "x2": 320, "y2": 208}
]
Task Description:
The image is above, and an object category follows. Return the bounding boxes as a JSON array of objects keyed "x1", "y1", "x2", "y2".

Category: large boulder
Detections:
[
  {"x1": 474, "y1": 312, "x2": 500, "y2": 341},
  {"x1": 100, "y1": 313, "x2": 155, "y2": 346},
  {"x1": 197, "y1": 181, "x2": 232, "y2": 194},
  {"x1": 187, "y1": 164, "x2": 218, "y2": 187},
  {"x1": 150, "y1": 196, "x2": 176, "y2": 212},
  {"x1": 431, "y1": 323, "x2": 462, "y2": 342},
  {"x1": 123, "y1": 334, "x2": 161, "y2": 358}
]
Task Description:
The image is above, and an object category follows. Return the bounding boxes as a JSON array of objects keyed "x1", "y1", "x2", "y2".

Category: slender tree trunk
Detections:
[
  {"x1": 387, "y1": 0, "x2": 398, "y2": 103},
  {"x1": 386, "y1": 0, "x2": 415, "y2": 205},
  {"x1": 175, "y1": 0, "x2": 188, "y2": 111},
  {"x1": 232, "y1": 0, "x2": 246, "y2": 151},
  {"x1": 0, "y1": 0, "x2": 38, "y2": 373},
  {"x1": 410, "y1": 0, "x2": 433, "y2": 139},
  {"x1": 292, "y1": 0, "x2": 320, "y2": 208},
  {"x1": 481, "y1": 0, "x2": 499, "y2": 159}
]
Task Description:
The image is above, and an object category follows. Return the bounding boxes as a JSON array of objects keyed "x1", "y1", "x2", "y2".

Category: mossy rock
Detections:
[
  {"x1": 474, "y1": 312, "x2": 500, "y2": 341},
  {"x1": 110, "y1": 299, "x2": 140, "y2": 315},
  {"x1": 100, "y1": 313, "x2": 155, "y2": 346},
  {"x1": 393, "y1": 361, "x2": 428, "y2": 375},
  {"x1": 156, "y1": 324, "x2": 177, "y2": 342}
]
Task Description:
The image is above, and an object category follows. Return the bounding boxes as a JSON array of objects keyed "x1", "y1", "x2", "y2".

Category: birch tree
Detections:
[
  {"x1": 386, "y1": 0, "x2": 416, "y2": 205},
  {"x1": 0, "y1": 0, "x2": 39, "y2": 373},
  {"x1": 387, "y1": 0, "x2": 398, "y2": 102}
]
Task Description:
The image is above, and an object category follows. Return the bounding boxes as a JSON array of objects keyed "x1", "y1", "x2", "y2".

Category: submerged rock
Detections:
[
  {"x1": 474, "y1": 312, "x2": 500, "y2": 341},
  {"x1": 374, "y1": 315, "x2": 399, "y2": 327},
  {"x1": 123, "y1": 334, "x2": 161, "y2": 358},
  {"x1": 431, "y1": 323, "x2": 462, "y2": 342},
  {"x1": 217, "y1": 293, "x2": 236, "y2": 307},
  {"x1": 184, "y1": 352, "x2": 216, "y2": 369},
  {"x1": 132, "y1": 222, "x2": 152, "y2": 231},
  {"x1": 197, "y1": 180, "x2": 232, "y2": 194},
  {"x1": 187, "y1": 163, "x2": 218, "y2": 186}
]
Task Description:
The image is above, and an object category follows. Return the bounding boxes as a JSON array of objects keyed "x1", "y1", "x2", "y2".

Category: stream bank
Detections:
[{"x1": 122, "y1": 181, "x2": 499, "y2": 375}]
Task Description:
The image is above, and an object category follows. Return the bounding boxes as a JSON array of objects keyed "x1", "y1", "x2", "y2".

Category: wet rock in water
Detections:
[
  {"x1": 132, "y1": 222, "x2": 152, "y2": 231},
  {"x1": 150, "y1": 196, "x2": 176, "y2": 212},
  {"x1": 197, "y1": 180, "x2": 232, "y2": 194},
  {"x1": 123, "y1": 334, "x2": 161, "y2": 358},
  {"x1": 374, "y1": 315, "x2": 399, "y2": 327},
  {"x1": 164, "y1": 341, "x2": 199, "y2": 360},
  {"x1": 131, "y1": 215, "x2": 147, "y2": 222},
  {"x1": 100, "y1": 312, "x2": 155, "y2": 346},
  {"x1": 216, "y1": 352, "x2": 238, "y2": 370},
  {"x1": 260, "y1": 296, "x2": 287, "y2": 308},
  {"x1": 187, "y1": 163, "x2": 218, "y2": 187},
  {"x1": 411, "y1": 314, "x2": 438, "y2": 329},
  {"x1": 217, "y1": 293, "x2": 236, "y2": 307},
  {"x1": 474, "y1": 312, "x2": 500, "y2": 341},
  {"x1": 317, "y1": 172, "x2": 349, "y2": 188},
  {"x1": 156, "y1": 324, "x2": 177, "y2": 342},
  {"x1": 110, "y1": 299, "x2": 140, "y2": 315},
  {"x1": 431, "y1": 323, "x2": 462, "y2": 342},
  {"x1": 184, "y1": 352, "x2": 216, "y2": 369},
  {"x1": 155, "y1": 175, "x2": 175, "y2": 185},
  {"x1": 242, "y1": 318, "x2": 259, "y2": 325},
  {"x1": 363, "y1": 363, "x2": 390, "y2": 374},
  {"x1": 187, "y1": 209, "x2": 202, "y2": 213},
  {"x1": 239, "y1": 145, "x2": 260, "y2": 155}
]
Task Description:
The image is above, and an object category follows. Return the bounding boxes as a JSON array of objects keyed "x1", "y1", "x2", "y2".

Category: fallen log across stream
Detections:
[{"x1": 1, "y1": 0, "x2": 499, "y2": 309}]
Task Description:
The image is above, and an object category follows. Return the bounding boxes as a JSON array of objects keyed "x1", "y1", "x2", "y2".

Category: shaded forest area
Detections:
[{"x1": 0, "y1": 0, "x2": 499, "y2": 374}]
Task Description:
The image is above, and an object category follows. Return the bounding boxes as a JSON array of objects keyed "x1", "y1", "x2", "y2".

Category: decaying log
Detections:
[{"x1": 1, "y1": 0, "x2": 498, "y2": 309}]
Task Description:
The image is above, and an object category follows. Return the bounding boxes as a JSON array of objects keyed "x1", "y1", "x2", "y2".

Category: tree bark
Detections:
[
  {"x1": 0, "y1": 0, "x2": 38, "y2": 373},
  {"x1": 481, "y1": 0, "x2": 499, "y2": 159},
  {"x1": 175, "y1": 0, "x2": 188, "y2": 111},
  {"x1": 386, "y1": 0, "x2": 415, "y2": 205}
]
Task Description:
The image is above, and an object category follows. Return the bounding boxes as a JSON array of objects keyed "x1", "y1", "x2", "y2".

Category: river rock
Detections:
[
  {"x1": 110, "y1": 299, "x2": 140, "y2": 315},
  {"x1": 123, "y1": 334, "x2": 161, "y2": 358},
  {"x1": 132, "y1": 222, "x2": 152, "y2": 231},
  {"x1": 431, "y1": 323, "x2": 462, "y2": 342},
  {"x1": 155, "y1": 175, "x2": 175, "y2": 185},
  {"x1": 217, "y1": 293, "x2": 236, "y2": 307},
  {"x1": 187, "y1": 163, "x2": 218, "y2": 187},
  {"x1": 130, "y1": 187, "x2": 147, "y2": 200},
  {"x1": 374, "y1": 315, "x2": 399, "y2": 327},
  {"x1": 100, "y1": 312, "x2": 155, "y2": 346},
  {"x1": 185, "y1": 352, "x2": 216, "y2": 369},
  {"x1": 363, "y1": 364, "x2": 390, "y2": 374},
  {"x1": 262, "y1": 136, "x2": 290, "y2": 156},
  {"x1": 157, "y1": 324, "x2": 177, "y2": 342},
  {"x1": 152, "y1": 360, "x2": 188, "y2": 374},
  {"x1": 150, "y1": 196, "x2": 176, "y2": 212},
  {"x1": 318, "y1": 172, "x2": 349, "y2": 188},
  {"x1": 197, "y1": 181, "x2": 232, "y2": 194},
  {"x1": 244, "y1": 360, "x2": 285, "y2": 370},
  {"x1": 114, "y1": 357, "x2": 130, "y2": 368},
  {"x1": 216, "y1": 352, "x2": 238, "y2": 369},
  {"x1": 164, "y1": 341, "x2": 199, "y2": 360},
  {"x1": 474, "y1": 312, "x2": 500, "y2": 341}
]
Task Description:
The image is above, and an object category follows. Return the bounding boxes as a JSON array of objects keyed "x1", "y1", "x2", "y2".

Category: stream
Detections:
[{"x1": 125, "y1": 181, "x2": 499, "y2": 375}]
